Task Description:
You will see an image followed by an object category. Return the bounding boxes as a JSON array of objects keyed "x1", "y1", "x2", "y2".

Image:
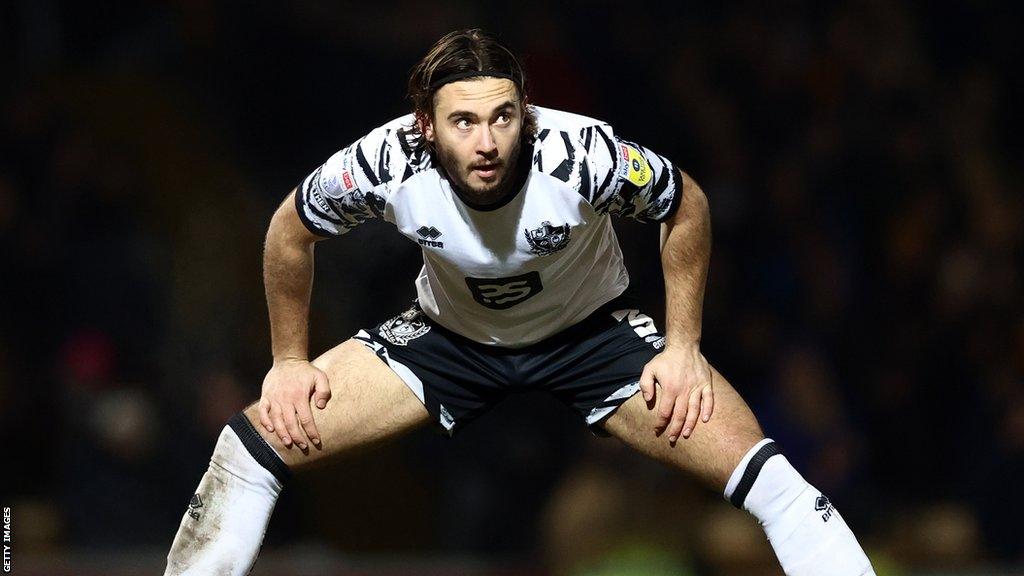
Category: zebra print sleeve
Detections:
[
  {"x1": 294, "y1": 124, "x2": 397, "y2": 237},
  {"x1": 582, "y1": 124, "x2": 682, "y2": 223}
]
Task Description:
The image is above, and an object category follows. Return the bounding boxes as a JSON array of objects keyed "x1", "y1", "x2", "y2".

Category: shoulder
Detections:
[
  {"x1": 377, "y1": 114, "x2": 427, "y2": 164},
  {"x1": 319, "y1": 114, "x2": 433, "y2": 196},
  {"x1": 528, "y1": 106, "x2": 681, "y2": 222},
  {"x1": 531, "y1": 106, "x2": 601, "y2": 168},
  {"x1": 530, "y1": 105, "x2": 619, "y2": 167},
  {"x1": 355, "y1": 114, "x2": 432, "y2": 179},
  {"x1": 529, "y1": 106, "x2": 618, "y2": 200},
  {"x1": 531, "y1": 105, "x2": 608, "y2": 134}
]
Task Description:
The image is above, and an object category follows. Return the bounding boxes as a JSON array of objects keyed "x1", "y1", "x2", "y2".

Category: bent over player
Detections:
[{"x1": 165, "y1": 29, "x2": 875, "y2": 575}]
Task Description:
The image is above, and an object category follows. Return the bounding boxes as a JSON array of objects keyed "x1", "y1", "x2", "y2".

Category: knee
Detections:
[
  {"x1": 221, "y1": 408, "x2": 294, "y2": 482},
  {"x1": 237, "y1": 402, "x2": 289, "y2": 455},
  {"x1": 711, "y1": 422, "x2": 766, "y2": 482}
]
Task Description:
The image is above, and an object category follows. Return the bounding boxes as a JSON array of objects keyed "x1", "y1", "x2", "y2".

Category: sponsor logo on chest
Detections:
[{"x1": 465, "y1": 271, "x2": 543, "y2": 309}]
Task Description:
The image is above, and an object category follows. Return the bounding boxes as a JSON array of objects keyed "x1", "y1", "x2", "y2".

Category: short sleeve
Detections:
[
  {"x1": 583, "y1": 124, "x2": 682, "y2": 223},
  {"x1": 294, "y1": 125, "x2": 395, "y2": 237}
]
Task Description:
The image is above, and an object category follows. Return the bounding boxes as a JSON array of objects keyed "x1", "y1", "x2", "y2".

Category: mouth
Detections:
[{"x1": 471, "y1": 162, "x2": 501, "y2": 179}]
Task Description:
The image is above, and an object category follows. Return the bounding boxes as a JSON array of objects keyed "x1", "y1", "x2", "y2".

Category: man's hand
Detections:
[
  {"x1": 639, "y1": 343, "x2": 714, "y2": 443},
  {"x1": 258, "y1": 359, "x2": 332, "y2": 450}
]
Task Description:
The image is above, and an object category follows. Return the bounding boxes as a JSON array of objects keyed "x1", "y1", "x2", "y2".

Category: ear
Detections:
[
  {"x1": 418, "y1": 113, "x2": 435, "y2": 142},
  {"x1": 518, "y1": 88, "x2": 530, "y2": 111}
]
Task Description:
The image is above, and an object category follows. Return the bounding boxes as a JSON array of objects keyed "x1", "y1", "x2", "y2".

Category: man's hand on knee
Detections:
[
  {"x1": 639, "y1": 343, "x2": 715, "y2": 443},
  {"x1": 258, "y1": 359, "x2": 332, "y2": 450}
]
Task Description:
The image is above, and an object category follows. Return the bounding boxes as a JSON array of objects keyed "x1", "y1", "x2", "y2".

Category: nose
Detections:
[{"x1": 476, "y1": 124, "x2": 498, "y2": 157}]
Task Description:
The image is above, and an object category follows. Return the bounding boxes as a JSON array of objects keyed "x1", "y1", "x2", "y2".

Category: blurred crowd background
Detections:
[{"x1": 2, "y1": 1, "x2": 1021, "y2": 574}]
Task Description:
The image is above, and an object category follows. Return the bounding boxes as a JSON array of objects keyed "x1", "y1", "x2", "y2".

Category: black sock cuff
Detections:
[
  {"x1": 729, "y1": 440, "x2": 781, "y2": 509},
  {"x1": 227, "y1": 412, "x2": 292, "y2": 485}
]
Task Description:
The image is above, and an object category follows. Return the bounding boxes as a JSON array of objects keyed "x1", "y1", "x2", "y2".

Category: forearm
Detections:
[
  {"x1": 264, "y1": 197, "x2": 317, "y2": 362},
  {"x1": 660, "y1": 171, "x2": 711, "y2": 348}
]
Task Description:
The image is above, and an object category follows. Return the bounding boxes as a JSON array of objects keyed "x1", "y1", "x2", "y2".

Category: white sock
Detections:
[
  {"x1": 724, "y1": 439, "x2": 875, "y2": 576},
  {"x1": 165, "y1": 414, "x2": 288, "y2": 575}
]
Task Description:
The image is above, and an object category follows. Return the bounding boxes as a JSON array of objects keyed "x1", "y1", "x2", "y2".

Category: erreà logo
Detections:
[
  {"x1": 188, "y1": 493, "x2": 204, "y2": 520},
  {"x1": 465, "y1": 272, "x2": 543, "y2": 310},
  {"x1": 416, "y1": 225, "x2": 444, "y2": 248},
  {"x1": 815, "y1": 494, "x2": 835, "y2": 522}
]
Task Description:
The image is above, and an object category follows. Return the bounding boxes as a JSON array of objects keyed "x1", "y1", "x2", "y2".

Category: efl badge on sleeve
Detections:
[
  {"x1": 341, "y1": 170, "x2": 356, "y2": 192},
  {"x1": 339, "y1": 155, "x2": 359, "y2": 192},
  {"x1": 620, "y1": 143, "x2": 652, "y2": 187}
]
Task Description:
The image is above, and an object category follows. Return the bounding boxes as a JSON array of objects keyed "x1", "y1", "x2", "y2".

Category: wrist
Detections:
[
  {"x1": 272, "y1": 355, "x2": 309, "y2": 366},
  {"x1": 663, "y1": 337, "x2": 700, "y2": 352}
]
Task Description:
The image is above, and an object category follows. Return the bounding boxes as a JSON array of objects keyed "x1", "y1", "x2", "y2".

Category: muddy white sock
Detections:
[
  {"x1": 724, "y1": 439, "x2": 875, "y2": 576},
  {"x1": 165, "y1": 413, "x2": 289, "y2": 575}
]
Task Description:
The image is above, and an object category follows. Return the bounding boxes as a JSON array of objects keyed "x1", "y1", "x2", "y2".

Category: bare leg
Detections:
[
  {"x1": 245, "y1": 339, "x2": 431, "y2": 470},
  {"x1": 166, "y1": 339, "x2": 429, "y2": 575},
  {"x1": 601, "y1": 365, "x2": 764, "y2": 490},
  {"x1": 602, "y1": 365, "x2": 874, "y2": 576}
]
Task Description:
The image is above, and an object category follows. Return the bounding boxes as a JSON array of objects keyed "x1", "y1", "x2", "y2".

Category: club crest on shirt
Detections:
[
  {"x1": 524, "y1": 221, "x2": 571, "y2": 256},
  {"x1": 379, "y1": 307, "x2": 431, "y2": 346}
]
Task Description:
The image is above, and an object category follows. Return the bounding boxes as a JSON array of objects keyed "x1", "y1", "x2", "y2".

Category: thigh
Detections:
[
  {"x1": 600, "y1": 365, "x2": 765, "y2": 491},
  {"x1": 355, "y1": 305, "x2": 511, "y2": 436},
  {"x1": 243, "y1": 339, "x2": 431, "y2": 470}
]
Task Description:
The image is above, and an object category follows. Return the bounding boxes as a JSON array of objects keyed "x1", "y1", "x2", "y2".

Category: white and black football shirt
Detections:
[{"x1": 296, "y1": 106, "x2": 682, "y2": 347}]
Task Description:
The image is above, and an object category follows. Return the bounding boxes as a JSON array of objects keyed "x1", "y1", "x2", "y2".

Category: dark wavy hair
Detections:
[{"x1": 405, "y1": 29, "x2": 537, "y2": 158}]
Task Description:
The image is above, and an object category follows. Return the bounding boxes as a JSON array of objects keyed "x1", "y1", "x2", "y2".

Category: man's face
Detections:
[{"x1": 423, "y1": 77, "x2": 524, "y2": 202}]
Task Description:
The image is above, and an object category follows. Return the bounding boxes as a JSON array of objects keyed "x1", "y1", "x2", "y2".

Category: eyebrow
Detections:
[{"x1": 446, "y1": 100, "x2": 517, "y2": 121}]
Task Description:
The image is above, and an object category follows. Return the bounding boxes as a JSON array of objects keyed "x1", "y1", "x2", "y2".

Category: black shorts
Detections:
[{"x1": 353, "y1": 295, "x2": 666, "y2": 436}]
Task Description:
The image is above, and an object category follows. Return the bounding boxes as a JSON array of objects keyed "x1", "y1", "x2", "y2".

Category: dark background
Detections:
[{"x1": 2, "y1": 1, "x2": 1021, "y2": 574}]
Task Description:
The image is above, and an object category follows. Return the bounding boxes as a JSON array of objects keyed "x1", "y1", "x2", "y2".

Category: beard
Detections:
[{"x1": 435, "y1": 137, "x2": 523, "y2": 206}]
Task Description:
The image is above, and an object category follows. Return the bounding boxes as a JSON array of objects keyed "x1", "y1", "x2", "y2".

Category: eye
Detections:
[
  {"x1": 495, "y1": 112, "x2": 512, "y2": 125},
  {"x1": 455, "y1": 118, "x2": 472, "y2": 130}
]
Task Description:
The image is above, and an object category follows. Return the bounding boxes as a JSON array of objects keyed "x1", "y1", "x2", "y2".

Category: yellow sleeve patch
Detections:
[{"x1": 620, "y1": 143, "x2": 653, "y2": 187}]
